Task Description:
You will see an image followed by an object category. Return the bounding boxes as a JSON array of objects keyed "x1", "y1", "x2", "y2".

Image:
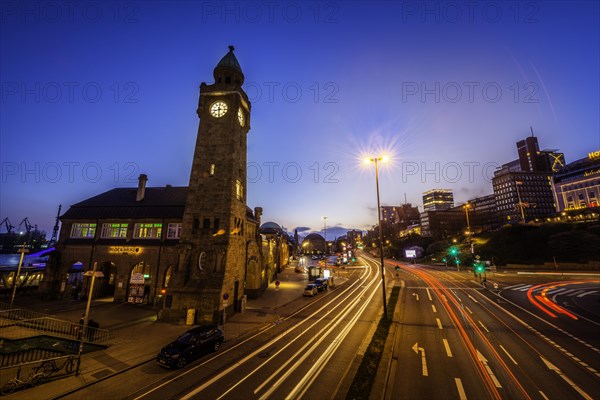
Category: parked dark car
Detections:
[
  {"x1": 156, "y1": 325, "x2": 224, "y2": 369},
  {"x1": 303, "y1": 284, "x2": 318, "y2": 296},
  {"x1": 314, "y1": 279, "x2": 326, "y2": 292},
  {"x1": 315, "y1": 277, "x2": 329, "y2": 290}
]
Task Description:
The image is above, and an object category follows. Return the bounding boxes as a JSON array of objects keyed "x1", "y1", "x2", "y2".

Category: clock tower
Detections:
[{"x1": 163, "y1": 46, "x2": 252, "y2": 324}]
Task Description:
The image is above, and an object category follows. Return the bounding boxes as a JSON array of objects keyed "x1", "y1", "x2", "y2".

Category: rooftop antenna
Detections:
[
  {"x1": 404, "y1": 193, "x2": 407, "y2": 204},
  {"x1": 530, "y1": 126, "x2": 534, "y2": 137}
]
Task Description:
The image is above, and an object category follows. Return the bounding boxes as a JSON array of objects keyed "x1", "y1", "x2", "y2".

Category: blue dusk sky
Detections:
[{"x1": 1, "y1": 1, "x2": 599, "y2": 237}]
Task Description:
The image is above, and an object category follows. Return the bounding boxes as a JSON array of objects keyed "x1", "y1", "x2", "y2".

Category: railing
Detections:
[
  {"x1": 0, "y1": 355, "x2": 76, "y2": 395},
  {"x1": 0, "y1": 309, "x2": 109, "y2": 344}
]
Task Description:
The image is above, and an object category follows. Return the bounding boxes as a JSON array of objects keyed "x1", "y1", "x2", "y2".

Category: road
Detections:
[
  {"x1": 48, "y1": 254, "x2": 599, "y2": 400},
  {"x1": 63, "y1": 256, "x2": 387, "y2": 400},
  {"x1": 375, "y1": 253, "x2": 600, "y2": 400}
]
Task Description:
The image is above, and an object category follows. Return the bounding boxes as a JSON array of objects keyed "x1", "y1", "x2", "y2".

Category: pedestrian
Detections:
[{"x1": 74, "y1": 314, "x2": 85, "y2": 339}]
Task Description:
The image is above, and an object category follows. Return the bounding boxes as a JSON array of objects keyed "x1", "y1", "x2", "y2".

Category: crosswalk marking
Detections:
[
  {"x1": 505, "y1": 286, "x2": 599, "y2": 298},
  {"x1": 577, "y1": 290, "x2": 598, "y2": 298}
]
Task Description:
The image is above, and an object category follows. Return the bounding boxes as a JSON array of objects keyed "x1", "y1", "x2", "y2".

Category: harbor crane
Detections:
[
  {"x1": 49, "y1": 205, "x2": 62, "y2": 246},
  {"x1": 19, "y1": 218, "x2": 33, "y2": 234},
  {"x1": 1, "y1": 217, "x2": 14, "y2": 234}
]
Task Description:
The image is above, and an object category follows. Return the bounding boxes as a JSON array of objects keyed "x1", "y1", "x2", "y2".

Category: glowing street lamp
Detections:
[{"x1": 364, "y1": 155, "x2": 389, "y2": 319}]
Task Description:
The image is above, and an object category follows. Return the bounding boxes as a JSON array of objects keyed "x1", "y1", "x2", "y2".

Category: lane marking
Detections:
[
  {"x1": 426, "y1": 288, "x2": 433, "y2": 301},
  {"x1": 539, "y1": 391, "x2": 549, "y2": 400},
  {"x1": 499, "y1": 345, "x2": 518, "y2": 365},
  {"x1": 431, "y1": 304, "x2": 437, "y2": 313},
  {"x1": 465, "y1": 306, "x2": 473, "y2": 314},
  {"x1": 443, "y1": 338, "x2": 453, "y2": 357},
  {"x1": 541, "y1": 356, "x2": 594, "y2": 400},
  {"x1": 436, "y1": 318, "x2": 443, "y2": 330},
  {"x1": 468, "y1": 294, "x2": 478, "y2": 303},
  {"x1": 478, "y1": 320, "x2": 489, "y2": 333},
  {"x1": 455, "y1": 378, "x2": 467, "y2": 400},
  {"x1": 484, "y1": 290, "x2": 600, "y2": 378}
]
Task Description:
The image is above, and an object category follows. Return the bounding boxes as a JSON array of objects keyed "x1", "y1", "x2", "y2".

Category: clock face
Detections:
[
  {"x1": 210, "y1": 101, "x2": 228, "y2": 118},
  {"x1": 237, "y1": 108, "x2": 245, "y2": 127}
]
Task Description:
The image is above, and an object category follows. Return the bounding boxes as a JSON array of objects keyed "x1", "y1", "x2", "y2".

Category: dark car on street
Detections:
[
  {"x1": 315, "y1": 277, "x2": 329, "y2": 291},
  {"x1": 156, "y1": 325, "x2": 224, "y2": 369}
]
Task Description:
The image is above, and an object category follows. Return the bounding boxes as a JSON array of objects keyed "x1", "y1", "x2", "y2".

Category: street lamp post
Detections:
[
  {"x1": 464, "y1": 202, "x2": 473, "y2": 255},
  {"x1": 10, "y1": 243, "x2": 29, "y2": 306},
  {"x1": 322, "y1": 216, "x2": 327, "y2": 255},
  {"x1": 76, "y1": 261, "x2": 104, "y2": 376},
  {"x1": 365, "y1": 156, "x2": 388, "y2": 319},
  {"x1": 515, "y1": 180, "x2": 526, "y2": 223}
]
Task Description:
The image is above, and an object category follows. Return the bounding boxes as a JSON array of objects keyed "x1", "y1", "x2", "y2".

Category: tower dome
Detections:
[{"x1": 213, "y1": 45, "x2": 244, "y2": 86}]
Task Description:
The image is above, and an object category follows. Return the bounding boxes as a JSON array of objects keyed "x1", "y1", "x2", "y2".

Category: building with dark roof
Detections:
[
  {"x1": 492, "y1": 135, "x2": 559, "y2": 223},
  {"x1": 42, "y1": 48, "x2": 274, "y2": 324},
  {"x1": 301, "y1": 233, "x2": 326, "y2": 254}
]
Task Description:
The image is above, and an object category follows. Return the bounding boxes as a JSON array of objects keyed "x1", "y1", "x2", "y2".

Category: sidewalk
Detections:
[{"x1": 1, "y1": 264, "x2": 312, "y2": 399}]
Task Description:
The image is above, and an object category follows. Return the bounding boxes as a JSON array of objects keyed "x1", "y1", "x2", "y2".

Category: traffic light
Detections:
[
  {"x1": 475, "y1": 263, "x2": 484, "y2": 273},
  {"x1": 449, "y1": 247, "x2": 458, "y2": 256}
]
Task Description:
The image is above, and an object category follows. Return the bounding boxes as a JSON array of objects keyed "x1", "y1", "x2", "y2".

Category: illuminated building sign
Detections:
[
  {"x1": 589, "y1": 150, "x2": 600, "y2": 160},
  {"x1": 584, "y1": 169, "x2": 600, "y2": 177},
  {"x1": 109, "y1": 246, "x2": 142, "y2": 255}
]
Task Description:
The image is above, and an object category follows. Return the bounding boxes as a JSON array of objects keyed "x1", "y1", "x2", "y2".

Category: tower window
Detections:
[
  {"x1": 236, "y1": 179, "x2": 243, "y2": 201},
  {"x1": 203, "y1": 218, "x2": 211, "y2": 230},
  {"x1": 210, "y1": 164, "x2": 215, "y2": 176}
]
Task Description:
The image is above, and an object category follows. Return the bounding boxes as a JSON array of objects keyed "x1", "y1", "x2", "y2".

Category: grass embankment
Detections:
[{"x1": 345, "y1": 285, "x2": 400, "y2": 400}]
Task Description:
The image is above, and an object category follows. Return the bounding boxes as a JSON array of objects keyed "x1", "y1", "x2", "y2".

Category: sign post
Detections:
[{"x1": 222, "y1": 293, "x2": 229, "y2": 325}]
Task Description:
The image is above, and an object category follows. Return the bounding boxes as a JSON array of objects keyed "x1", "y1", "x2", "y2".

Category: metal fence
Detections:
[
  {"x1": 0, "y1": 354, "x2": 77, "y2": 394},
  {"x1": 0, "y1": 303, "x2": 109, "y2": 344}
]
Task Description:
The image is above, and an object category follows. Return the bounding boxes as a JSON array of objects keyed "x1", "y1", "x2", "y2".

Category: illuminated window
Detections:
[
  {"x1": 70, "y1": 223, "x2": 96, "y2": 238},
  {"x1": 101, "y1": 223, "x2": 128, "y2": 238},
  {"x1": 210, "y1": 164, "x2": 215, "y2": 176},
  {"x1": 134, "y1": 223, "x2": 162, "y2": 239},
  {"x1": 167, "y1": 223, "x2": 182, "y2": 239},
  {"x1": 236, "y1": 179, "x2": 243, "y2": 201}
]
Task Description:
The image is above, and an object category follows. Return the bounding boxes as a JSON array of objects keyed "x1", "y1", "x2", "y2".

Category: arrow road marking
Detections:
[
  {"x1": 477, "y1": 350, "x2": 502, "y2": 388},
  {"x1": 412, "y1": 292, "x2": 419, "y2": 301},
  {"x1": 412, "y1": 342, "x2": 428, "y2": 376},
  {"x1": 541, "y1": 356, "x2": 593, "y2": 400}
]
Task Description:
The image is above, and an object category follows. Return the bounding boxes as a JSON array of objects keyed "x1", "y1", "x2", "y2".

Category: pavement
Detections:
[{"x1": 0, "y1": 261, "x2": 323, "y2": 399}]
